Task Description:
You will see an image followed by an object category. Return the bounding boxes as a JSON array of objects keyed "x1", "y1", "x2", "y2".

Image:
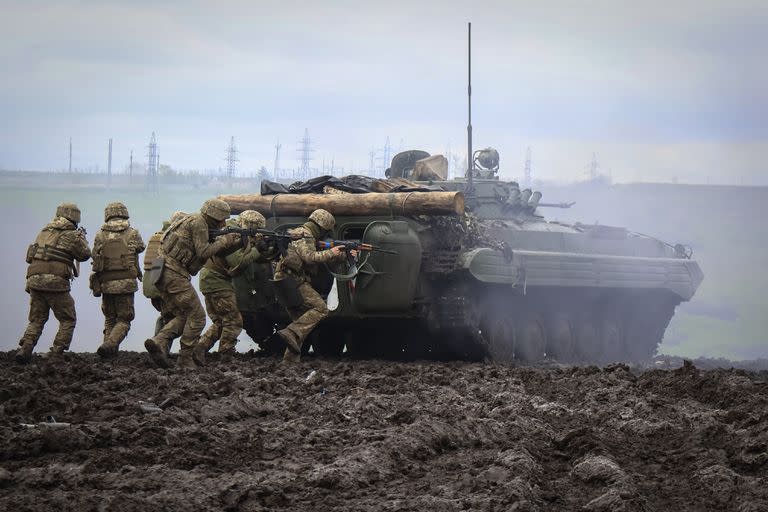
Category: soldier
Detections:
[
  {"x1": 16, "y1": 203, "x2": 91, "y2": 363},
  {"x1": 193, "y1": 210, "x2": 279, "y2": 365},
  {"x1": 273, "y1": 208, "x2": 353, "y2": 362},
  {"x1": 89, "y1": 202, "x2": 146, "y2": 359},
  {"x1": 142, "y1": 211, "x2": 186, "y2": 348},
  {"x1": 143, "y1": 199, "x2": 240, "y2": 369}
]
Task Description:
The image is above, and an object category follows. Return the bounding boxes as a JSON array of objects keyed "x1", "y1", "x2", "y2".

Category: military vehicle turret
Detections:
[{"x1": 220, "y1": 149, "x2": 703, "y2": 363}]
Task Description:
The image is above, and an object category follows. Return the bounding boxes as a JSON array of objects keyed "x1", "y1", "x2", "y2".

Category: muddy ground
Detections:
[{"x1": 0, "y1": 352, "x2": 766, "y2": 511}]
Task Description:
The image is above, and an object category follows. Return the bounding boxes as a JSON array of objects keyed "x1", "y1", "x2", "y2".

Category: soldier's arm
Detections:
[
  {"x1": 131, "y1": 229, "x2": 146, "y2": 254},
  {"x1": 192, "y1": 218, "x2": 236, "y2": 260},
  {"x1": 295, "y1": 238, "x2": 341, "y2": 264},
  {"x1": 224, "y1": 247, "x2": 257, "y2": 277},
  {"x1": 66, "y1": 230, "x2": 92, "y2": 261}
]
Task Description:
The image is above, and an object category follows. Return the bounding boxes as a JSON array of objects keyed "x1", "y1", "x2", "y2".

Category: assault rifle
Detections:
[
  {"x1": 209, "y1": 227, "x2": 302, "y2": 242},
  {"x1": 316, "y1": 240, "x2": 397, "y2": 255},
  {"x1": 316, "y1": 240, "x2": 397, "y2": 283},
  {"x1": 208, "y1": 227, "x2": 309, "y2": 253}
]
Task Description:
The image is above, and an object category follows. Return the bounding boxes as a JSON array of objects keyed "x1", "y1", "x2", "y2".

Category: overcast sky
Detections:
[{"x1": 1, "y1": 0, "x2": 766, "y2": 184}]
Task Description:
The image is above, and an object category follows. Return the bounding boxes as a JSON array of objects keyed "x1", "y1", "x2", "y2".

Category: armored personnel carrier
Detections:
[{"x1": 220, "y1": 149, "x2": 703, "y2": 363}]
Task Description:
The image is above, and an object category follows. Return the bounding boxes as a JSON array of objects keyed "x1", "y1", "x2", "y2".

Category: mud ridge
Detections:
[{"x1": 0, "y1": 351, "x2": 766, "y2": 511}]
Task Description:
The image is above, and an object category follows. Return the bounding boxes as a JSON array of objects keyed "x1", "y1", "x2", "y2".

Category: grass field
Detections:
[{"x1": 0, "y1": 181, "x2": 765, "y2": 359}]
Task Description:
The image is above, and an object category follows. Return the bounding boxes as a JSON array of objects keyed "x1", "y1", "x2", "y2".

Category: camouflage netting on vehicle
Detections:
[
  {"x1": 421, "y1": 213, "x2": 508, "y2": 254},
  {"x1": 260, "y1": 175, "x2": 444, "y2": 195}
]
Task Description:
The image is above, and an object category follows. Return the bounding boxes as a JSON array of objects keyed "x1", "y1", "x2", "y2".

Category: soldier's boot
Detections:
[
  {"x1": 97, "y1": 342, "x2": 119, "y2": 360},
  {"x1": 219, "y1": 347, "x2": 236, "y2": 364},
  {"x1": 144, "y1": 338, "x2": 171, "y2": 369},
  {"x1": 15, "y1": 342, "x2": 34, "y2": 364},
  {"x1": 282, "y1": 347, "x2": 301, "y2": 364},
  {"x1": 192, "y1": 342, "x2": 208, "y2": 367},
  {"x1": 42, "y1": 346, "x2": 66, "y2": 362},
  {"x1": 177, "y1": 348, "x2": 198, "y2": 371},
  {"x1": 276, "y1": 329, "x2": 301, "y2": 355}
]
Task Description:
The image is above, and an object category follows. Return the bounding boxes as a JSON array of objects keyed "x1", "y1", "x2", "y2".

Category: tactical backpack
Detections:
[
  {"x1": 26, "y1": 229, "x2": 76, "y2": 279},
  {"x1": 144, "y1": 231, "x2": 163, "y2": 271},
  {"x1": 92, "y1": 230, "x2": 138, "y2": 282}
]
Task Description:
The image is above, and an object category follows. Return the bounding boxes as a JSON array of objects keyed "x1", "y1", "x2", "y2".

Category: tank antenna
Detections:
[{"x1": 466, "y1": 22, "x2": 474, "y2": 195}]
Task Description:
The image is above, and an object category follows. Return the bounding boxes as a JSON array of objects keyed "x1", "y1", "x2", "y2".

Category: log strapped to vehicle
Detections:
[{"x1": 219, "y1": 191, "x2": 465, "y2": 217}]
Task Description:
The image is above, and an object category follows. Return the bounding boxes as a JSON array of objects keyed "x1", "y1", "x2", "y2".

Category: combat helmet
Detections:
[
  {"x1": 56, "y1": 202, "x2": 81, "y2": 225},
  {"x1": 201, "y1": 199, "x2": 230, "y2": 221},
  {"x1": 309, "y1": 209, "x2": 335, "y2": 231},
  {"x1": 104, "y1": 202, "x2": 129, "y2": 222},
  {"x1": 238, "y1": 210, "x2": 266, "y2": 230}
]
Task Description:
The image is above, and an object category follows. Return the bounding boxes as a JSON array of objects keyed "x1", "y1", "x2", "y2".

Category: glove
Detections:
[
  {"x1": 89, "y1": 273, "x2": 102, "y2": 297},
  {"x1": 255, "y1": 239, "x2": 273, "y2": 253}
]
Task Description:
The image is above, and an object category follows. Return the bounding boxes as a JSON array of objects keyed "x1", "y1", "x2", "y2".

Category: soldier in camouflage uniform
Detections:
[
  {"x1": 274, "y1": 208, "x2": 352, "y2": 362},
  {"x1": 142, "y1": 211, "x2": 186, "y2": 350},
  {"x1": 89, "y1": 202, "x2": 146, "y2": 359},
  {"x1": 16, "y1": 203, "x2": 91, "y2": 363},
  {"x1": 193, "y1": 210, "x2": 279, "y2": 365},
  {"x1": 144, "y1": 199, "x2": 240, "y2": 369}
]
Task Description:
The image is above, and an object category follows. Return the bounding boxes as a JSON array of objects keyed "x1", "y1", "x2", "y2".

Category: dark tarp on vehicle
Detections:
[{"x1": 260, "y1": 175, "x2": 443, "y2": 195}]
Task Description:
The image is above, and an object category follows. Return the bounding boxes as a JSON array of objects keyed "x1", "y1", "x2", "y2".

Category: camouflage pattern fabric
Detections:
[
  {"x1": 274, "y1": 221, "x2": 344, "y2": 358},
  {"x1": 274, "y1": 222, "x2": 341, "y2": 280},
  {"x1": 19, "y1": 290, "x2": 76, "y2": 351},
  {"x1": 25, "y1": 217, "x2": 91, "y2": 292},
  {"x1": 153, "y1": 269, "x2": 206, "y2": 351},
  {"x1": 159, "y1": 213, "x2": 236, "y2": 278},
  {"x1": 422, "y1": 212, "x2": 507, "y2": 253},
  {"x1": 280, "y1": 281, "x2": 329, "y2": 348},
  {"x1": 150, "y1": 297, "x2": 179, "y2": 353},
  {"x1": 100, "y1": 293, "x2": 135, "y2": 349},
  {"x1": 199, "y1": 244, "x2": 263, "y2": 294},
  {"x1": 142, "y1": 229, "x2": 164, "y2": 299},
  {"x1": 199, "y1": 289, "x2": 242, "y2": 352},
  {"x1": 91, "y1": 218, "x2": 145, "y2": 294}
]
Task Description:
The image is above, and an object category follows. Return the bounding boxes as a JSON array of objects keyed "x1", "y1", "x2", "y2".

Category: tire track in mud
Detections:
[{"x1": 0, "y1": 353, "x2": 766, "y2": 511}]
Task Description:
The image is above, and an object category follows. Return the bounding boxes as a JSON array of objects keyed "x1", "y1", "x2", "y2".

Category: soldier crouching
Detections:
[
  {"x1": 142, "y1": 211, "x2": 186, "y2": 352},
  {"x1": 143, "y1": 199, "x2": 240, "y2": 369},
  {"x1": 194, "y1": 210, "x2": 279, "y2": 365},
  {"x1": 90, "y1": 202, "x2": 146, "y2": 359},
  {"x1": 273, "y1": 208, "x2": 351, "y2": 363},
  {"x1": 16, "y1": 202, "x2": 91, "y2": 363}
]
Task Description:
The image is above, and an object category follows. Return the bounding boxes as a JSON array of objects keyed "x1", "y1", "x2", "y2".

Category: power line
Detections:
[
  {"x1": 524, "y1": 146, "x2": 532, "y2": 187},
  {"x1": 297, "y1": 128, "x2": 314, "y2": 180},
  {"x1": 146, "y1": 132, "x2": 159, "y2": 195},
  {"x1": 225, "y1": 136, "x2": 238, "y2": 182},
  {"x1": 107, "y1": 138, "x2": 113, "y2": 189},
  {"x1": 274, "y1": 139, "x2": 281, "y2": 176}
]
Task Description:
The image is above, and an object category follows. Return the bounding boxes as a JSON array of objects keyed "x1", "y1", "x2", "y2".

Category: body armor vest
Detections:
[
  {"x1": 161, "y1": 215, "x2": 205, "y2": 274},
  {"x1": 26, "y1": 229, "x2": 75, "y2": 279},
  {"x1": 144, "y1": 231, "x2": 163, "y2": 271},
  {"x1": 93, "y1": 229, "x2": 137, "y2": 282}
]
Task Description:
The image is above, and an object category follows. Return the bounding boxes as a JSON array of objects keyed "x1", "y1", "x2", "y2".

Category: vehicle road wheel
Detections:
[
  {"x1": 481, "y1": 314, "x2": 515, "y2": 362},
  {"x1": 545, "y1": 313, "x2": 575, "y2": 362},
  {"x1": 598, "y1": 308, "x2": 625, "y2": 364},
  {"x1": 573, "y1": 313, "x2": 599, "y2": 363},
  {"x1": 515, "y1": 313, "x2": 546, "y2": 363}
]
